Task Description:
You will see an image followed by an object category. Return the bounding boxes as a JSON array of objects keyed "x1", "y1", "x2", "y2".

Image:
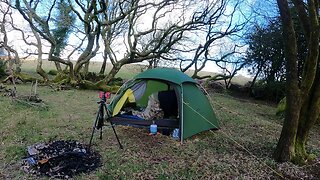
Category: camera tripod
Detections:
[{"x1": 88, "y1": 92, "x2": 123, "y2": 149}]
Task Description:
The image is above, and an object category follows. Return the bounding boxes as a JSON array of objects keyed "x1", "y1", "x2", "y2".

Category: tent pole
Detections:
[{"x1": 180, "y1": 84, "x2": 184, "y2": 144}]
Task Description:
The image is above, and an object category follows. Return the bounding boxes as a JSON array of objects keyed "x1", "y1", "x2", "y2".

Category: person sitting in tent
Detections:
[{"x1": 131, "y1": 92, "x2": 164, "y2": 120}]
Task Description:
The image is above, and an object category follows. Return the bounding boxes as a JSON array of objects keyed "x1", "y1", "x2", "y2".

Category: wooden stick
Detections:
[{"x1": 35, "y1": 80, "x2": 37, "y2": 95}]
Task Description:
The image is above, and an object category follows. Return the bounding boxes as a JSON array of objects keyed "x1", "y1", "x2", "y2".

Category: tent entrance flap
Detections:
[
  {"x1": 112, "y1": 89, "x2": 135, "y2": 116},
  {"x1": 112, "y1": 81, "x2": 147, "y2": 116}
]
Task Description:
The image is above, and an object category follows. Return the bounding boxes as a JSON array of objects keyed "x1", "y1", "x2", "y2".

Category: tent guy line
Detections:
[{"x1": 182, "y1": 101, "x2": 285, "y2": 179}]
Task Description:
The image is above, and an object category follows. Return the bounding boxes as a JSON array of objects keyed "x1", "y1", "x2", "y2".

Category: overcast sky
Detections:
[{"x1": 0, "y1": 0, "x2": 279, "y2": 77}]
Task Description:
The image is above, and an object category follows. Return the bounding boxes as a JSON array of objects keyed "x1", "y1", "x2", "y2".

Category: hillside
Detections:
[{"x1": 20, "y1": 59, "x2": 252, "y2": 85}]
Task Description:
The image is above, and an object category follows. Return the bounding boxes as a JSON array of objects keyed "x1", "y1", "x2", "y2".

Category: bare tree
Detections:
[
  {"x1": 13, "y1": 0, "x2": 249, "y2": 90},
  {"x1": 99, "y1": 0, "x2": 128, "y2": 75},
  {"x1": 177, "y1": 0, "x2": 247, "y2": 84},
  {"x1": 0, "y1": 1, "x2": 21, "y2": 73},
  {"x1": 67, "y1": 0, "x2": 101, "y2": 77},
  {"x1": 6, "y1": 6, "x2": 49, "y2": 81},
  {"x1": 213, "y1": 48, "x2": 246, "y2": 88},
  {"x1": 14, "y1": 0, "x2": 69, "y2": 79},
  {"x1": 97, "y1": 0, "x2": 198, "y2": 84}
]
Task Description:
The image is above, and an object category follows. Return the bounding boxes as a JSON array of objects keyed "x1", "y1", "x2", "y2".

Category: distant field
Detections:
[
  {"x1": 20, "y1": 59, "x2": 251, "y2": 85},
  {"x1": 20, "y1": 60, "x2": 143, "y2": 80}
]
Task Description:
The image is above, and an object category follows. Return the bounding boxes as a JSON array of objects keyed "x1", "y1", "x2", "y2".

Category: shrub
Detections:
[
  {"x1": 48, "y1": 69, "x2": 58, "y2": 76},
  {"x1": 251, "y1": 80, "x2": 286, "y2": 103}
]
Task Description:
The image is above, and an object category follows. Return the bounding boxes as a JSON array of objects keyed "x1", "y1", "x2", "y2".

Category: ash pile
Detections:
[{"x1": 22, "y1": 140, "x2": 101, "y2": 178}]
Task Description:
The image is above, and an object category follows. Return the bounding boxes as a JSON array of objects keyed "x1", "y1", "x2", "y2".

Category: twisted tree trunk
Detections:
[{"x1": 274, "y1": 0, "x2": 319, "y2": 164}]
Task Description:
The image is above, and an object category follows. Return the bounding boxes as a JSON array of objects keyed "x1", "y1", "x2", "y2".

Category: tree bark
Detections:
[
  {"x1": 99, "y1": 62, "x2": 122, "y2": 84},
  {"x1": 99, "y1": 56, "x2": 107, "y2": 75},
  {"x1": 30, "y1": 18, "x2": 48, "y2": 82},
  {"x1": 295, "y1": 73, "x2": 320, "y2": 161},
  {"x1": 54, "y1": 62, "x2": 62, "y2": 72},
  {"x1": 275, "y1": 0, "x2": 320, "y2": 164},
  {"x1": 49, "y1": 54, "x2": 74, "y2": 82},
  {"x1": 83, "y1": 62, "x2": 89, "y2": 76},
  {"x1": 74, "y1": 34, "x2": 95, "y2": 75},
  {"x1": 274, "y1": 0, "x2": 301, "y2": 162}
]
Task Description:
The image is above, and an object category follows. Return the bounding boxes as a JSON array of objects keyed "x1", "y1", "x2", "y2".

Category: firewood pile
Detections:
[
  {"x1": 1, "y1": 80, "x2": 48, "y2": 108},
  {"x1": 0, "y1": 83, "x2": 16, "y2": 97},
  {"x1": 22, "y1": 140, "x2": 101, "y2": 179}
]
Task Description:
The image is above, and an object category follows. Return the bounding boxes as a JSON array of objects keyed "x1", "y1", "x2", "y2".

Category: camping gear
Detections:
[
  {"x1": 150, "y1": 121, "x2": 157, "y2": 134},
  {"x1": 89, "y1": 92, "x2": 123, "y2": 149},
  {"x1": 103, "y1": 68, "x2": 219, "y2": 144},
  {"x1": 172, "y1": 128, "x2": 180, "y2": 140}
]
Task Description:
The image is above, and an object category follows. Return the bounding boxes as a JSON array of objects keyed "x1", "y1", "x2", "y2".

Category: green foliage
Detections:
[
  {"x1": 52, "y1": 0, "x2": 75, "y2": 57},
  {"x1": 251, "y1": 80, "x2": 286, "y2": 102},
  {"x1": 245, "y1": 15, "x2": 308, "y2": 103},
  {"x1": 48, "y1": 69, "x2": 58, "y2": 75},
  {"x1": 245, "y1": 17, "x2": 286, "y2": 82},
  {"x1": 246, "y1": 14, "x2": 307, "y2": 85}
]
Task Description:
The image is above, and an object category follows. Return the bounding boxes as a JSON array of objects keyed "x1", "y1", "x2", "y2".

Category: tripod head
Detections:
[{"x1": 98, "y1": 92, "x2": 111, "y2": 104}]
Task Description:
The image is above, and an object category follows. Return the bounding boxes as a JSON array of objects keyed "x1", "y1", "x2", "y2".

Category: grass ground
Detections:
[{"x1": 0, "y1": 84, "x2": 319, "y2": 179}]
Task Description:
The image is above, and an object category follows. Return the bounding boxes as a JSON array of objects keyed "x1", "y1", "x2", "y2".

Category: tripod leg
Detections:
[
  {"x1": 89, "y1": 115, "x2": 99, "y2": 149},
  {"x1": 89, "y1": 126, "x2": 95, "y2": 150},
  {"x1": 111, "y1": 123, "x2": 123, "y2": 149},
  {"x1": 89, "y1": 105, "x2": 103, "y2": 149},
  {"x1": 102, "y1": 104, "x2": 122, "y2": 149},
  {"x1": 98, "y1": 103, "x2": 105, "y2": 140},
  {"x1": 99, "y1": 128, "x2": 103, "y2": 140}
]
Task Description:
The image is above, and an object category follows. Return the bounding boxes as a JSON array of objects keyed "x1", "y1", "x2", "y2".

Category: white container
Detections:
[
  {"x1": 172, "y1": 128, "x2": 180, "y2": 140},
  {"x1": 150, "y1": 122, "x2": 157, "y2": 135}
]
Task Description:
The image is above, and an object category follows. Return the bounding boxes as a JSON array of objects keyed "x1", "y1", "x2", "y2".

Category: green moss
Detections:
[
  {"x1": 14, "y1": 72, "x2": 43, "y2": 83},
  {"x1": 78, "y1": 80, "x2": 120, "y2": 93},
  {"x1": 48, "y1": 69, "x2": 58, "y2": 75},
  {"x1": 276, "y1": 97, "x2": 286, "y2": 116},
  {"x1": 292, "y1": 137, "x2": 314, "y2": 165},
  {"x1": 108, "y1": 77, "x2": 123, "y2": 86},
  {"x1": 307, "y1": 153, "x2": 317, "y2": 161},
  {"x1": 52, "y1": 73, "x2": 68, "y2": 83}
]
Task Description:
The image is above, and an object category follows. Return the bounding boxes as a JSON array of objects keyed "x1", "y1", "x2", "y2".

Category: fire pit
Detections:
[{"x1": 22, "y1": 140, "x2": 101, "y2": 178}]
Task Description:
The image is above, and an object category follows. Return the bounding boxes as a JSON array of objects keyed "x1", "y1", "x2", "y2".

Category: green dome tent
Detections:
[{"x1": 106, "y1": 68, "x2": 219, "y2": 142}]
